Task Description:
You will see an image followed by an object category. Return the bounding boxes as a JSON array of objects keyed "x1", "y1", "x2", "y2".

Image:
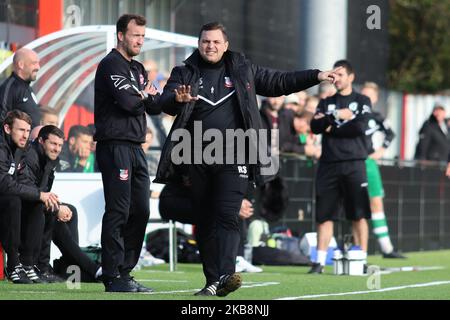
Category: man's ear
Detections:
[
  {"x1": 17, "y1": 60, "x2": 25, "y2": 71},
  {"x1": 349, "y1": 73, "x2": 355, "y2": 83},
  {"x1": 4, "y1": 124, "x2": 11, "y2": 134},
  {"x1": 224, "y1": 41, "x2": 229, "y2": 52},
  {"x1": 117, "y1": 31, "x2": 124, "y2": 43},
  {"x1": 38, "y1": 137, "x2": 44, "y2": 144}
]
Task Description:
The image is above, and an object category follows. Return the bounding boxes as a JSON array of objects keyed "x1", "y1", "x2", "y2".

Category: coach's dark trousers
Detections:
[
  {"x1": 188, "y1": 164, "x2": 248, "y2": 284},
  {"x1": 37, "y1": 204, "x2": 98, "y2": 278},
  {"x1": 96, "y1": 142, "x2": 150, "y2": 280},
  {"x1": 0, "y1": 196, "x2": 45, "y2": 271}
]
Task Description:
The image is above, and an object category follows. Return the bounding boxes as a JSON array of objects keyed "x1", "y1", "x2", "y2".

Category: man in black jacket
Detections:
[
  {"x1": 94, "y1": 14, "x2": 161, "y2": 293},
  {"x1": 154, "y1": 22, "x2": 340, "y2": 296},
  {"x1": 20, "y1": 125, "x2": 102, "y2": 282},
  {"x1": 0, "y1": 48, "x2": 41, "y2": 127},
  {"x1": 0, "y1": 110, "x2": 59, "y2": 283},
  {"x1": 414, "y1": 105, "x2": 450, "y2": 163},
  {"x1": 309, "y1": 60, "x2": 372, "y2": 274}
]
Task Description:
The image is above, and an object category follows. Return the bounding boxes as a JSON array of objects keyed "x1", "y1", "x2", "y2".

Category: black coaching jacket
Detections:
[
  {"x1": 154, "y1": 49, "x2": 320, "y2": 186},
  {"x1": 94, "y1": 49, "x2": 161, "y2": 144},
  {"x1": 0, "y1": 130, "x2": 40, "y2": 200},
  {"x1": 18, "y1": 139, "x2": 59, "y2": 193}
]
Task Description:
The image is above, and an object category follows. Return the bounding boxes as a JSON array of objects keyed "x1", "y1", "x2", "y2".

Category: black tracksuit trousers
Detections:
[
  {"x1": 37, "y1": 204, "x2": 98, "y2": 278},
  {"x1": 0, "y1": 196, "x2": 45, "y2": 270},
  {"x1": 96, "y1": 142, "x2": 150, "y2": 280},
  {"x1": 188, "y1": 164, "x2": 248, "y2": 284}
]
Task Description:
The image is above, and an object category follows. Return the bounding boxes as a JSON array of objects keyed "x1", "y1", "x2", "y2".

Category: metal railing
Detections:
[{"x1": 276, "y1": 155, "x2": 450, "y2": 254}]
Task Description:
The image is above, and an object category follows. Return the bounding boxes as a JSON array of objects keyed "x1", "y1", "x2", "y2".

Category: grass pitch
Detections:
[{"x1": 1, "y1": 250, "x2": 450, "y2": 300}]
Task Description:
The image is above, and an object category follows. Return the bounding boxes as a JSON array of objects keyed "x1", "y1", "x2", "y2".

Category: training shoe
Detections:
[
  {"x1": 383, "y1": 251, "x2": 407, "y2": 259},
  {"x1": 36, "y1": 266, "x2": 65, "y2": 283},
  {"x1": 23, "y1": 265, "x2": 45, "y2": 283},
  {"x1": 138, "y1": 248, "x2": 166, "y2": 267},
  {"x1": 307, "y1": 263, "x2": 324, "y2": 274},
  {"x1": 104, "y1": 277, "x2": 138, "y2": 293},
  {"x1": 235, "y1": 256, "x2": 263, "y2": 273},
  {"x1": 123, "y1": 275, "x2": 154, "y2": 293},
  {"x1": 7, "y1": 265, "x2": 33, "y2": 284},
  {"x1": 216, "y1": 273, "x2": 242, "y2": 297},
  {"x1": 194, "y1": 282, "x2": 219, "y2": 296}
]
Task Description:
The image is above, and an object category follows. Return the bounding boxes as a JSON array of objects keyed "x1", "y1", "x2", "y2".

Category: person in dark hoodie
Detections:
[
  {"x1": 0, "y1": 110, "x2": 59, "y2": 284},
  {"x1": 20, "y1": 125, "x2": 102, "y2": 283},
  {"x1": 414, "y1": 105, "x2": 450, "y2": 163},
  {"x1": 154, "y1": 21, "x2": 340, "y2": 296}
]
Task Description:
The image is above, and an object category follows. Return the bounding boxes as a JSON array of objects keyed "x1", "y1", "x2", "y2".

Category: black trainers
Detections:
[
  {"x1": 308, "y1": 263, "x2": 324, "y2": 274},
  {"x1": 216, "y1": 273, "x2": 242, "y2": 297},
  {"x1": 124, "y1": 276, "x2": 154, "y2": 293},
  {"x1": 36, "y1": 266, "x2": 65, "y2": 283},
  {"x1": 194, "y1": 282, "x2": 219, "y2": 296},
  {"x1": 104, "y1": 277, "x2": 138, "y2": 293},
  {"x1": 383, "y1": 251, "x2": 407, "y2": 259},
  {"x1": 23, "y1": 265, "x2": 45, "y2": 283},
  {"x1": 7, "y1": 265, "x2": 33, "y2": 284}
]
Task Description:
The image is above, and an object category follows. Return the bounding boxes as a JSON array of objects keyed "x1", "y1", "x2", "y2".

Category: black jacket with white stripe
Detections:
[
  {"x1": 154, "y1": 49, "x2": 321, "y2": 185},
  {"x1": 94, "y1": 49, "x2": 161, "y2": 144}
]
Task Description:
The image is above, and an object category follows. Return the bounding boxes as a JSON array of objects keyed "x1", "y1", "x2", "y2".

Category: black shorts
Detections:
[{"x1": 315, "y1": 160, "x2": 371, "y2": 223}]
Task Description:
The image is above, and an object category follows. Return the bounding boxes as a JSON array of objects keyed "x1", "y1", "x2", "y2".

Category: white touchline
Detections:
[
  {"x1": 135, "y1": 279, "x2": 188, "y2": 282},
  {"x1": 145, "y1": 281, "x2": 280, "y2": 295},
  {"x1": 275, "y1": 280, "x2": 450, "y2": 300}
]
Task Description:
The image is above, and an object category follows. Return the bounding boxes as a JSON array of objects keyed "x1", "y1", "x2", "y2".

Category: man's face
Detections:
[
  {"x1": 22, "y1": 51, "x2": 40, "y2": 82},
  {"x1": 267, "y1": 96, "x2": 285, "y2": 111},
  {"x1": 334, "y1": 68, "x2": 354, "y2": 92},
  {"x1": 41, "y1": 113, "x2": 59, "y2": 126},
  {"x1": 40, "y1": 133, "x2": 64, "y2": 160},
  {"x1": 433, "y1": 108, "x2": 446, "y2": 123},
  {"x1": 361, "y1": 87, "x2": 378, "y2": 105},
  {"x1": 293, "y1": 117, "x2": 309, "y2": 134},
  {"x1": 119, "y1": 20, "x2": 145, "y2": 57},
  {"x1": 69, "y1": 133, "x2": 93, "y2": 158},
  {"x1": 198, "y1": 29, "x2": 229, "y2": 64},
  {"x1": 4, "y1": 119, "x2": 31, "y2": 148}
]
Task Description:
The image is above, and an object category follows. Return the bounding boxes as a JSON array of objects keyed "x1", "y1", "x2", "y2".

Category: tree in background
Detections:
[{"x1": 389, "y1": 0, "x2": 450, "y2": 93}]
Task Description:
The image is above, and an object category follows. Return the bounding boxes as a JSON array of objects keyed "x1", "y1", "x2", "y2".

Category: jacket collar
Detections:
[
  {"x1": 12, "y1": 72, "x2": 31, "y2": 86},
  {"x1": 31, "y1": 139, "x2": 59, "y2": 168},
  {"x1": 1, "y1": 129, "x2": 17, "y2": 155}
]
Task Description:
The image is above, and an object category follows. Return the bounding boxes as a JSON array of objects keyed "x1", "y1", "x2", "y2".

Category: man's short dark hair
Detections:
[
  {"x1": 198, "y1": 22, "x2": 228, "y2": 42},
  {"x1": 38, "y1": 125, "x2": 65, "y2": 141},
  {"x1": 68, "y1": 125, "x2": 92, "y2": 140},
  {"x1": 3, "y1": 110, "x2": 32, "y2": 128},
  {"x1": 433, "y1": 105, "x2": 445, "y2": 112},
  {"x1": 116, "y1": 14, "x2": 146, "y2": 41},
  {"x1": 333, "y1": 60, "x2": 354, "y2": 75}
]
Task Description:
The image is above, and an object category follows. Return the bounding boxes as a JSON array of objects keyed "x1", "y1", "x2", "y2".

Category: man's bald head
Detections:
[{"x1": 13, "y1": 48, "x2": 40, "y2": 82}]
